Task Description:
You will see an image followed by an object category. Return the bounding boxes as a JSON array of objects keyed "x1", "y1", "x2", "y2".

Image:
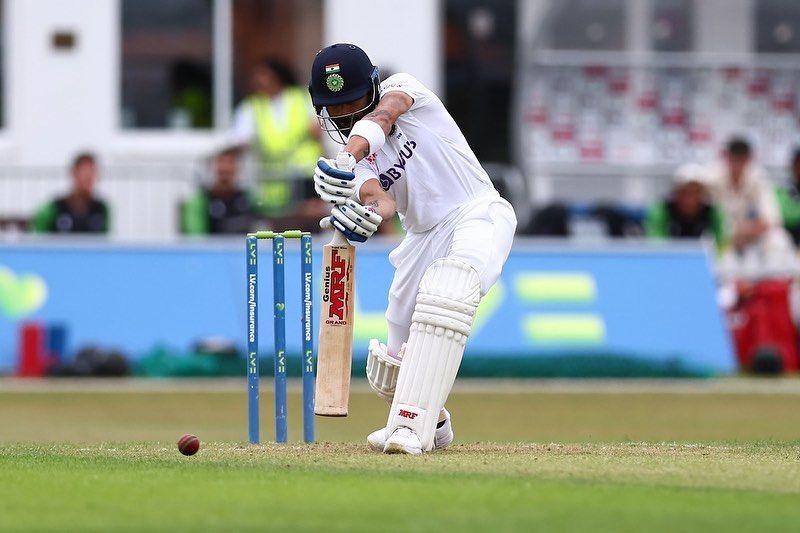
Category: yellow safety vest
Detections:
[{"x1": 249, "y1": 88, "x2": 322, "y2": 215}]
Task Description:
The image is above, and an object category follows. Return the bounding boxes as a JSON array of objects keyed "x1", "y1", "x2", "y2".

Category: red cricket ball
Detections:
[{"x1": 177, "y1": 434, "x2": 200, "y2": 456}]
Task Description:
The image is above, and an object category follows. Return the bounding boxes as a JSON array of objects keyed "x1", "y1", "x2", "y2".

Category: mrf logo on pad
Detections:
[{"x1": 322, "y1": 249, "x2": 351, "y2": 324}]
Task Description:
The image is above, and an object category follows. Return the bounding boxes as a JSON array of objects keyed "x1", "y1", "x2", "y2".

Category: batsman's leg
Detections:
[
  {"x1": 383, "y1": 199, "x2": 516, "y2": 454},
  {"x1": 365, "y1": 338, "x2": 454, "y2": 451},
  {"x1": 384, "y1": 258, "x2": 481, "y2": 453}
]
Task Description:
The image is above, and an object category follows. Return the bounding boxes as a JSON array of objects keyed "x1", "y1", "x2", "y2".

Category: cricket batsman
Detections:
[{"x1": 308, "y1": 43, "x2": 516, "y2": 454}]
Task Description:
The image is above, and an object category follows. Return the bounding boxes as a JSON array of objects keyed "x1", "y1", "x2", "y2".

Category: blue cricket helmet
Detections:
[{"x1": 308, "y1": 43, "x2": 380, "y2": 110}]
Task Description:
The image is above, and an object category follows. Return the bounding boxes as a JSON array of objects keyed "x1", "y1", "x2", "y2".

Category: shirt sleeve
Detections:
[
  {"x1": 644, "y1": 202, "x2": 668, "y2": 238},
  {"x1": 710, "y1": 205, "x2": 730, "y2": 252},
  {"x1": 182, "y1": 191, "x2": 209, "y2": 235},
  {"x1": 30, "y1": 201, "x2": 56, "y2": 233},
  {"x1": 754, "y1": 171, "x2": 782, "y2": 227},
  {"x1": 353, "y1": 159, "x2": 380, "y2": 202},
  {"x1": 777, "y1": 187, "x2": 800, "y2": 227},
  {"x1": 379, "y1": 73, "x2": 435, "y2": 111},
  {"x1": 230, "y1": 101, "x2": 255, "y2": 146}
]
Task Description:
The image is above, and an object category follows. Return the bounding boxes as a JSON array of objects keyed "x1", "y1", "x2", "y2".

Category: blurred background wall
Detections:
[
  {"x1": 0, "y1": 0, "x2": 797, "y2": 239},
  {"x1": 4, "y1": 0, "x2": 800, "y2": 377}
]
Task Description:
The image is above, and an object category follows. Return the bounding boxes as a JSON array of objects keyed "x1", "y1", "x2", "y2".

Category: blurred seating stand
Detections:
[{"x1": 515, "y1": 52, "x2": 800, "y2": 210}]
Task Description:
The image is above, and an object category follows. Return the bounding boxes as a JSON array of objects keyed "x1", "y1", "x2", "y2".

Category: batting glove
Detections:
[
  {"x1": 313, "y1": 151, "x2": 357, "y2": 205},
  {"x1": 320, "y1": 198, "x2": 383, "y2": 243}
]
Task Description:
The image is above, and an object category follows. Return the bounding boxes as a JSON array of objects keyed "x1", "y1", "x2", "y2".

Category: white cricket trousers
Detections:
[{"x1": 385, "y1": 193, "x2": 517, "y2": 355}]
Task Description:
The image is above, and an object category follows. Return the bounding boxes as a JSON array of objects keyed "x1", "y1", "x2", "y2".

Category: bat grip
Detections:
[{"x1": 331, "y1": 228, "x2": 351, "y2": 246}]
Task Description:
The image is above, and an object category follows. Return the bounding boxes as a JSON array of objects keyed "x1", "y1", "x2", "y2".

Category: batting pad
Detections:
[
  {"x1": 366, "y1": 340, "x2": 402, "y2": 404},
  {"x1": 387, "y1": 258, "x2": 481, "y2": 451}
]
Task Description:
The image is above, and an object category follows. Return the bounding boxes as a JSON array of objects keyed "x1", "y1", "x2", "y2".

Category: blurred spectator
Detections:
[
  {"x1": 645, "y1": 163, "x2": 727, "y2": 249},
  {"x1": 182, "y1": 148, "x2": 252, "y2": 235},
  {"x1": 591, "y1": 204, "x2": 644, "y2": 238},
  {"x1": 521, "y1": 202, "x2": 644, "y2": 238},
  {"x1": 706, "y1": 138, "x2": 795, "y2": 278},
  {"x1": 521, "y1": 203, "x2": 570, "y2": 236},
  {"x1": 31, "y1": 153, "x2": 110, "y2": 234},
  {"x1": 230, "y1": 58, "x2": 323, "y2": 219},
  {"x1": 776, "y1": 148, "x2": 800, "y2": 246},
  {"x1": 706, "y1": 138, "x2": 789, "y2": 252}
]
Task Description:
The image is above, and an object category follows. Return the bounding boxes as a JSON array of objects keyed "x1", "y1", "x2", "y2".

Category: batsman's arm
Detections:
[
  {"x1": 358, "y1": 178, "x2": 396, "y2": 223},
  {"x1": 344, "y1": 92, "x2": 414, "y2": 162}
]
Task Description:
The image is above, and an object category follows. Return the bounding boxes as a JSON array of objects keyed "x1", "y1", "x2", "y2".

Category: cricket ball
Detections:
[{"x1": 177, "y1": 434, "x2": 200, "y2": 456}]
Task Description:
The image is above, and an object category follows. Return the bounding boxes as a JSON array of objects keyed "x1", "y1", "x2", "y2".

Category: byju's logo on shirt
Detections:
[{"x1": 379, "y1": 140, "x2": 417, "y2": 191}]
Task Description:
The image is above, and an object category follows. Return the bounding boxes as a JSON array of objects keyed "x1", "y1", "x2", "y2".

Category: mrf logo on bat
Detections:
[{"x1": 322, "y1": 249, "x2": 351, "y2": 325}]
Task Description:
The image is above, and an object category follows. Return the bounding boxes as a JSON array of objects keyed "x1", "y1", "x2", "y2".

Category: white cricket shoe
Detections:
[
  {"x1": 383, "y1": 426, "x2": 423, "y2": 455},
  {"x1": 368, "y1": 409, "x2": 454, "y2": 453}
]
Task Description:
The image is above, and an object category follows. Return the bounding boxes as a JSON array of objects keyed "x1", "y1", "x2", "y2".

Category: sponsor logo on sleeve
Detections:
[{"x1": 379, "y1": 140, "x2": 417, "y2": 191}]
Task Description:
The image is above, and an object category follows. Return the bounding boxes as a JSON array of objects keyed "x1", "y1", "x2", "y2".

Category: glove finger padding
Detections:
[
  {"x1": 316, "y1": 157, "x2": 355, "y2": 180},
  {"x1": 314, "y1": 165, "x2": 356, "y2": 189},
  {"x1": 345, "y1": 198, "x2": 382, "y2": 224},
  {"x1": 314, "y1": 158, "x2": 355, "y2": 204},
  {"x1": 338, "y1": 201, "x2": 381, "y2": 233},
  {"x1": 329, "y1": 216, "x2": 368, "y2": 242},
  {"x1": 314, "y1": 181, "x2": 348, "y2": 205},
  {"x1": 330, "y1": 207, "x2": 371, "y2": 238},
  {"x1": 331, "y1": 200, "x2": 383, "y2": 237}
]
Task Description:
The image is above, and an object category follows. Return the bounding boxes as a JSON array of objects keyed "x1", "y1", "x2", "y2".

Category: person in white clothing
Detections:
[
  {"x1": 705, "y1": 137, "x2": 794, "y2": 276},
  {"x1": 307, "y1": 43, "x2": 516, "y2": 454}
]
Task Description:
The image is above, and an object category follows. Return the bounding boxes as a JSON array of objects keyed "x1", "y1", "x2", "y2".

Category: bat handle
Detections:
[{"x1": 331, "y1": 228, "x2": 351, "y2": 246}]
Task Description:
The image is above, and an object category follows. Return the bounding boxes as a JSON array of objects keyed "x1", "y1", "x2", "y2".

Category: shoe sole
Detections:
[
  {"x1": 369, "y1": 429, "x2": 454, "y2": 452},
  {"x1": 383, "y1": 440, "x2": 422, "y2": 455}
]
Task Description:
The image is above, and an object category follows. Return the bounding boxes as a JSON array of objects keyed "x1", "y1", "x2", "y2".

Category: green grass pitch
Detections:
[{"x1": 2, "y1": 380, "x2": 800, "y2": 531}]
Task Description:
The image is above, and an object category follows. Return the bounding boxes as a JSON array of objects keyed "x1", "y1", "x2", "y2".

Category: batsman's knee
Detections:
[{"x1": 413, "y1": 258, "x2": 482, "y2": 338}]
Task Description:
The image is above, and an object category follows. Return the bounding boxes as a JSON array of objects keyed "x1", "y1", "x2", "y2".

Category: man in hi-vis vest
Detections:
[{"x1": 231, "y1": 59, "x2": 323, "y2": 218}]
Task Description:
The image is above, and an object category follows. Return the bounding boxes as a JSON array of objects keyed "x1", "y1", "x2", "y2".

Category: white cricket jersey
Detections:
[{"x1": 353, "y1": 73, "x2": 498, "y2": 233}]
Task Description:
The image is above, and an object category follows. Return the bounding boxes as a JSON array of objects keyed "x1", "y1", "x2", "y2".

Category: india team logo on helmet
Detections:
[
  {"x1": 326, "y1": 73, "x2": 344, "y2": 92},
  {"x1": 325, "y1": 63, "x2": 344, "y2": 92}
]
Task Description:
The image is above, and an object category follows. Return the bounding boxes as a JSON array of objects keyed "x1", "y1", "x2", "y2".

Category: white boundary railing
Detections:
[{"x1": 0, "y1": 158, "x2": 320, "y2": 240}]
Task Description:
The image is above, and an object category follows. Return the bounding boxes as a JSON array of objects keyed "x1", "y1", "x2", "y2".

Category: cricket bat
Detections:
[{"x1": 315, "y1": 229, "x2": 356, "y2": 416}]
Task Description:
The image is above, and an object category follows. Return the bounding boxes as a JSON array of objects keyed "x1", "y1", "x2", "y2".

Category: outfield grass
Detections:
[
  {"x1": 1, "y1": 442, "x2": 799, "y2": 531},
  {"x1": 2, "y1": 381, "x2": 800, "y2": 531},
  {"x1": 5, "y1": 381, "x2": 800, "y2": 443}
]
